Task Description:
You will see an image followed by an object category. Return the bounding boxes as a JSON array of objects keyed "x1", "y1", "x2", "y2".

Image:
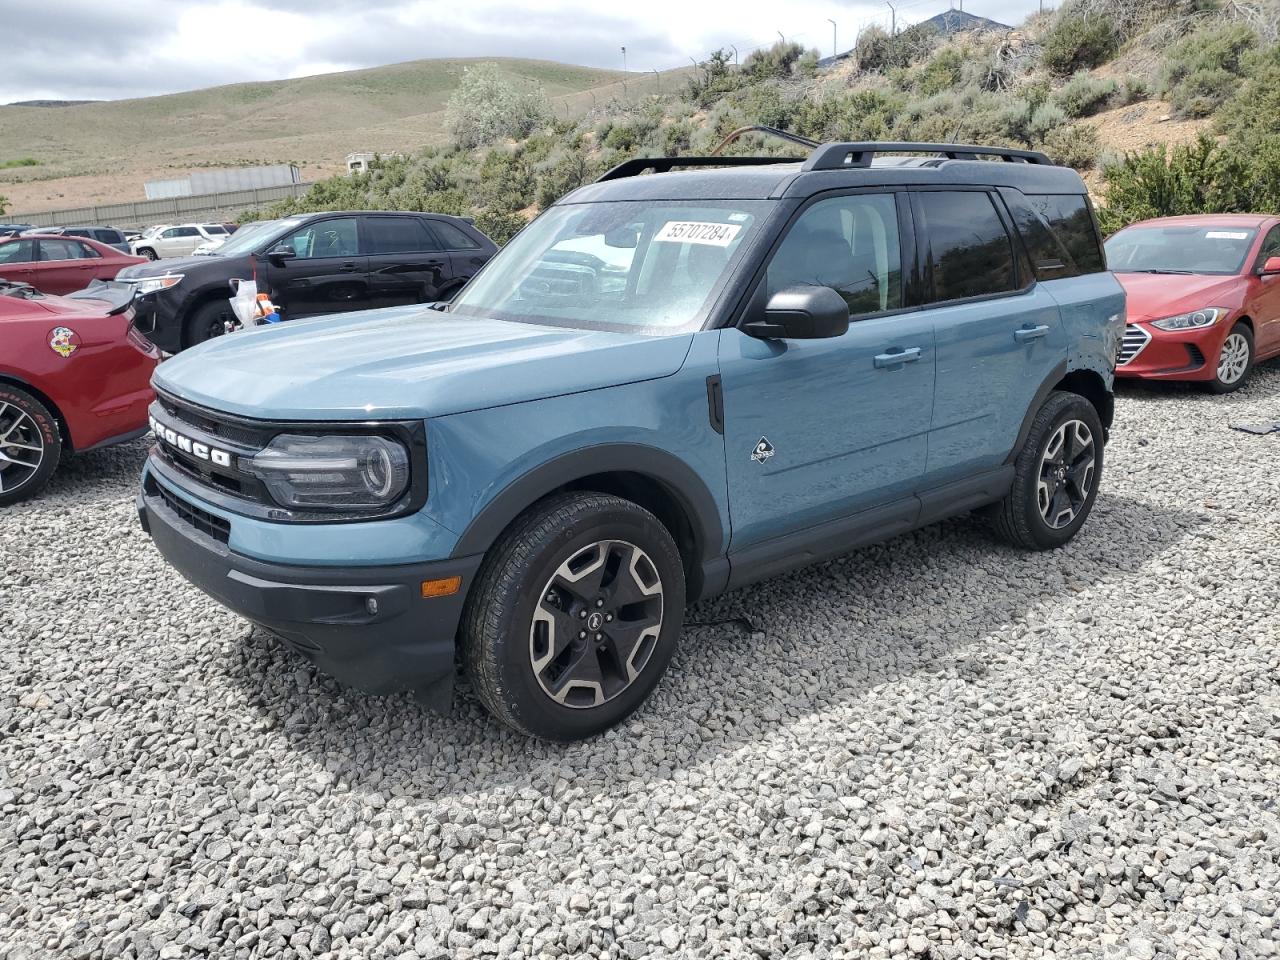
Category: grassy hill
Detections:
[{"x1": 0, "y1": 58, "x2": 627, "y2": 212}]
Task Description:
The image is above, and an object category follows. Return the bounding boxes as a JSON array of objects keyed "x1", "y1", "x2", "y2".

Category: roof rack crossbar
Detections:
[
  {"x1": 595, "y1": 155, "x2": 790, "y2": 182},
  {"x1": 802, "y1": 142, "x2": 1053, "y2": 171}
]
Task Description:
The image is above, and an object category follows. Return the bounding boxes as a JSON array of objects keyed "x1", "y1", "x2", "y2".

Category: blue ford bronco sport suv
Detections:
[{"x1": 138, "y1": 138, "x2": 1125, "y2": 740}]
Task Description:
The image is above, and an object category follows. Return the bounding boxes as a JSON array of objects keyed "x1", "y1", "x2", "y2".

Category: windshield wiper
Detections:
[{"x1": 1130, "y1": 268, "x2": 1195, "y2": 275}]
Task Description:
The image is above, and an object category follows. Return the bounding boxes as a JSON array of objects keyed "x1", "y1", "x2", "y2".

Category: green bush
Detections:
[
  {"x1": 1041, "y1": 14, "x2": 1118, "y2": 75},
  {"x1": 445, "y1": 63, "x2": 553, "y2": 149},
  {"x1": 473, "y1": 209, "x2": 528, "y2": 246},
  {"x1": 1098, "y1": 134, "x2": 1280, "y2": 234},
  {"x1": 915, "y1": 46, "x2": 966, "y2": 96},
  {"x1": 1113, "y1": 75, "x2": 1149, "y2": 106},
  {"x1": 1159, "y1": 23, "x2": 1257, "y2": 117},
  {"x1": 1041, "y1": 122, "x2": 1101, "y2": 169},
  {"x1": 1054, "y1": 72, "x2": 1117, "y2": 118},
  {"x1": 1216, "y1": 44, "x2": 1280, "y2": 150}
]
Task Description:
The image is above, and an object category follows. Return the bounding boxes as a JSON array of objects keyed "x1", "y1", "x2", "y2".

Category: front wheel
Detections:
[
  {"x1": 183, "y1": 299, "x2": 230, "y2": 349},
  {"x1": 989, "y1": 390, "x2": 1103, "y2": 551},
  {"x1": 461, "y1": 492, "x2": 685, "y2": 741},
  {"x1": 139, "y1": 247, "x2": 158, "y2": 261},
  {"x1": 1207, "y1": 324, "x2": 1253, "y2": 394},
  {"x1": 0, "y1": 385, "x2": 62, "y2": 507}
]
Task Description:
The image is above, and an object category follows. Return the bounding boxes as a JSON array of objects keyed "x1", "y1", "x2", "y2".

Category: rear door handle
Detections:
[
  {"x1": 339, "y1": 262, "x2": 360, "y2": 272},
  {"x1": 874, "y1": 346, "x2": 922, "y2": 369},
  {"x1": 1015, "y1": 324, "x2": 1051, "y2": 343}
]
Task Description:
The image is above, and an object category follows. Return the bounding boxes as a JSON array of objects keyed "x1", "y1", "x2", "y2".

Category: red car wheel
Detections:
[{"x1": 0, "y1": 384, "x2": 62, "y2": 506}]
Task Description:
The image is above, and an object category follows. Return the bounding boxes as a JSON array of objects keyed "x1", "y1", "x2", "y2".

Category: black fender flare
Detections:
[
  {"x1": 1005, "y1": 360, "x2": 1069, "y2": 463},
  {"x1": 450, "y1": 443, "x2": 727, "y2": 586}
]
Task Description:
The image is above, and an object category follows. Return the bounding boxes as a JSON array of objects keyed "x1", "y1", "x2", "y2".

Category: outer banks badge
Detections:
[
  {"x1": 751, "y1": 437, "x2": 775, "y2": 464},
  {"x1": 49, "y1": 326, "x2": 81, "y2": 359}
]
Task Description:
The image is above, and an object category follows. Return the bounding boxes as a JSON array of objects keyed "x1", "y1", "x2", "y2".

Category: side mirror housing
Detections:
[
  {"x1": 1261, "y1": 256, "x2": 1280, "y2": 275},
  {"x1": 743, "y1": 286, "x2": 850, "y2": 340},
  {"x1": 266, "y1": 244, "x2": 296, "y2": 266}
]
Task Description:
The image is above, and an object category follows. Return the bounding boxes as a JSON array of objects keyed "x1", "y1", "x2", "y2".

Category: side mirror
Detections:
[
  {"x1": 266, "y1": 244, "x2": 296, "y2": 266},
  {"x1": 743, "y1": 286, "x2": 850, "y2": 340},
  {"x1": 1261, "y1": 256, "x2": 1280, "y2": 275}
]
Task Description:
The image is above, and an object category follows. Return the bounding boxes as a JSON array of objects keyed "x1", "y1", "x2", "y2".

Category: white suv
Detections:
[{"x1": 131, "y1": 223, "x2": 229, "y2": 260}]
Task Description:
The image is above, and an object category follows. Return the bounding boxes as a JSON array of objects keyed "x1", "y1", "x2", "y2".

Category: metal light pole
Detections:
[
  {"x1": 651, "y1": 68, "x2": 660, "y2": 93},
  {"x1": 827, "y1": 18, "x2": 837, "y2": 59},
  {"x1": 886, "y1": 1, "x2": 897, "y2": 35},
  {"x1": 777, "y1": 30, "x2": 786, "y2": 45},
  {"x1": 730, "y1": 44, "x2": 738, "y2": 66},
  {"x1": 621, "y1": 46, "x2": 627, "y2": 75}
]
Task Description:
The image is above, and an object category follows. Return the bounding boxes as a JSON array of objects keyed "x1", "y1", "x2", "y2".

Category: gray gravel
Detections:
[{"x1": 2, "y1": 362, "x2": 1279, "y2": 960}]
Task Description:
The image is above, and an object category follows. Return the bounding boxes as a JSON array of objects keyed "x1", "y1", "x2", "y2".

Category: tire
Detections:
[
  {"x1": 1206, "y1": 323, "x2": 1253, "y2": 394},
  {"x1": 989, "y1": 390, "x2": 1103, "y2": 551},
  {"x1": 461, "y1": 492, "x2": 686, "y2": 741},
  {"x1": 139, "y1": 247, "x2": 158, "y2": 261},
  {"x1": 183, "y1": 299, "x2": 231, "y2": 349},
  {"x1": 0, "y1": 385, "x2": 62, "y2": 507}
]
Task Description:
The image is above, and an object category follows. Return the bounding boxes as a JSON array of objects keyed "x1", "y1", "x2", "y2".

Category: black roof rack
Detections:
[
  {"x1": 596, "y1": 155, "x2": 793, "y2": 182},
  {"x1": 801, "y1": 142, "x2": 1053, "y2": 170},
  {"x1": 594, "y1": 138, "x2": 1054, "y2": 183}
]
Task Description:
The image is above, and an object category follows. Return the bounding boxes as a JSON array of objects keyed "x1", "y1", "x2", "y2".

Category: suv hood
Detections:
[
  {"x1": 1115, "y1": 272, "x2": 1244, "y2": 324},
  {"x1": 153, "y1": 306, "x2": 694, "y2": 420}
]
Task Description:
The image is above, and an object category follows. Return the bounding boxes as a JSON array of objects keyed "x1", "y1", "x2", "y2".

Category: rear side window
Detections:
[
  {"x1": 39, "y1": 239, "x2": 94, "y2": 261},
  {"x1": 366, "y1": 217, "x2": 440, "y2": 255},
  {"x1": 917, "y1": 191, "x2": 1017, "y2": 302},
  {"x1": 94, "y1": 230, "x2": 123, "y2": 243},
  {"x1": 430, "y1": 220, "x2": 482, "y2": 250},
  {"x1": 1026, "y1": 194, "x2": 1104, "y2": 275}
]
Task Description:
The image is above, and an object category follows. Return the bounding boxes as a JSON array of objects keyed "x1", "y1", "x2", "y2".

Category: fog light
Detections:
[
  {"x1": 366, "y1": 597, "x2": 379, "y2": 615},
  {"x1": 421, "y1": 576, "x2": 461, "y2": 598}
]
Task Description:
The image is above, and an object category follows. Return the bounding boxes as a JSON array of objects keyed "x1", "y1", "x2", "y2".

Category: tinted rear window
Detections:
[
  {"x1": 367, "y1": 217, "x2": 440, "y2": 255},
  {"x1": 917, "y1": 191, "x2": 1017, "y2": 302},
  {"x1": 1027, "y1": 194, "x2": 1104, "y2": 275},
  {"x1": 430, "y1": 220, "x2": 482, "y2": 250}
]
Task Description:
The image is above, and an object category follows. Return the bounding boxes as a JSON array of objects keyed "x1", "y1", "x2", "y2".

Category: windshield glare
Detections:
[
  {"x1": 212, "y1": 217, "x2": 302, "y2": 257},
  {"x1": 449, "y1": 201, "x2": 767, "y2": 334},
  {"x1": 1105, "y1": 224, "x2": 1257, "y2": 275}
]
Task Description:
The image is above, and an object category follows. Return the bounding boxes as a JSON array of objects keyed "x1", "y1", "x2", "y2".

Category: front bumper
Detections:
[
  {"x1": 1115, "y1": 320, "x2": 1228, "y2": 382},
  {"x1": 137, "y1": 472, "x2": 482, "y2": 709}
]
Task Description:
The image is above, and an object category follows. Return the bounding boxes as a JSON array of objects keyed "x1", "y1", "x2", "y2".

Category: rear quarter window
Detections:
[{"x1": 1023, "y1": 193, "x2": 1105, "y2": 277}]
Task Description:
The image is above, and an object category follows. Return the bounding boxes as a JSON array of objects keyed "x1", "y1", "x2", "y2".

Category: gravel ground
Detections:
[{"x1": 2, "y1": 363, "x2": 1279, "y2": 960}]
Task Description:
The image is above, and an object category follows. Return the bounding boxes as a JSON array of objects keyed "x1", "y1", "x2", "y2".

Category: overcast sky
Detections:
[{"x1": 2, "y1": 0, "x2": 1046, "y2": 104}]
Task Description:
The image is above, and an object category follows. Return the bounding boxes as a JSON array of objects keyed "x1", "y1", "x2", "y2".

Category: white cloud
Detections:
[{"x1": 1, "y1": 0, "x2": 1043, "y2": 103}]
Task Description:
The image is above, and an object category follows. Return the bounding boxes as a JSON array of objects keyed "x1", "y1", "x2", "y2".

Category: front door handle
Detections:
[
  {"x1": 874, "y1": 346, "x2": 923, "y2": 369},
  {"x1": 339, "y1": 262, "x2": 360, "y2": 272},
  {"x1": 1015, "y1": 324, "x2": 1051, "y2": 343}
]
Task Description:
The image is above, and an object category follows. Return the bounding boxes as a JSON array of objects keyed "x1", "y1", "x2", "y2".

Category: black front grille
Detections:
[
  {"x1": 153, "y1": 479, "x2": 231, "y2": 544},
  {"x1": 156, "y1": 391, "x2": 270, "y2": 447}
]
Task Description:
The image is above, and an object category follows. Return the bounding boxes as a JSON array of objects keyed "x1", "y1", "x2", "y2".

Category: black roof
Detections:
[{"x1": 564, "y1": 141, "x2": 1086, "y2": 204}]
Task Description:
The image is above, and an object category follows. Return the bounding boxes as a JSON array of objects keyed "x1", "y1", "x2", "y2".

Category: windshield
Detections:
[
  {"x1": 449, "y1": 200, "x2": 768, "y2": 334},
  {"x1": 212, "y1": 217, "x2": 302, "y2": 257},
  {"x1": 1105, "y1": 224, "x2": 1257, "y2": 275}
]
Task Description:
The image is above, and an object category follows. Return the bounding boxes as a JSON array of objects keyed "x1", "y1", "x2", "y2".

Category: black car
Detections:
[
  {"x1": 115, "y1": 211, "x2": 498, "y2": 353},
  {"x1": 0, "y1": 223, "x2": 35, "y2": 239}
]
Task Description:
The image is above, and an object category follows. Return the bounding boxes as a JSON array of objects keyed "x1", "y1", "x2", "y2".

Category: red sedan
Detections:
[
  {"x1": 0, "y1": 280, "x2": 159, "y2": 505},
  {"x1": 0, "y1": 234, "x2": 146, "y2": 296},
  {"x1": 1106, "y1": 214, "x2": 1280, "y2": 392}
]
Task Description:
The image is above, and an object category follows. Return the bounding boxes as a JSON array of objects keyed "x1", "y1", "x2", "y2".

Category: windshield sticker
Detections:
[
  {"x1": 1205, "y1": 231, "x2": 1250, "y2": 240},
  {"x1": 654, "y1": 221, "x2": 742, "y2": 246}
]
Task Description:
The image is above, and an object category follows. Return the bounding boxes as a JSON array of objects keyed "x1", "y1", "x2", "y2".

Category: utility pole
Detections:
[
  {"x1": 777, "y1": 30, "x2": 786, "y2": 45},
  {"x1": 827, "y1": 18, "x2": 837, "y2": 59},
  {"x1": 651, "y1": 68, "x2": 660, "y2": 93},
  {"x1": 620, "y1": 46, "x2": 627, "y2": 98},
  {"x1": 730, "y1": 44, "x2": 738, "y2": 66},
  {"x1": 886, "y1": 0, "x2": 897, "y2": 36}
]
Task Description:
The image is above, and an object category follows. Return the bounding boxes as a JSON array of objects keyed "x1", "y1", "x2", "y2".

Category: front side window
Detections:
[
  {"x1": 767, "y1": 193, "x2": 902, "y2": 318},
  {"x1": 918, "y1": 191, "x2": 1017, "y2": 302},
  {"x1": 1256, "y1": 225, "x2": 1280, "y2": 267},
  {"x1": 1105, "y1": 224, "x2": 1258, "y2": 275},
  {"x1": 280, "y1": 218, "x2": 360, "y2": 259},
  {"x1": 450, "y1": 200, "x2": 767, "y2": 335},
  {"x1": 0, "y1": 239, "x2": 35, "y2": 264},
  {"x1": 366, "y1": 217, "x2": 439, "y2": 255}
]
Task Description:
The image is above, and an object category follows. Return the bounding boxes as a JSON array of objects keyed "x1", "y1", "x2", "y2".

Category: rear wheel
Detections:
[
  {"x1": 0, "y1": 386, "x2": 62, "y2": 507},
  {"x1": 990, "y1": 390, "x2": 1103, "y2": 551},
  {"x1": 462, "y1": 492, "x2": 685, "y2": 741},
  {"x1": 183, "y1": 299, "x2": 230, "y2": 349},
  {"x1": 1207, "y1": 324, "x2": 1253, "y2": 394},
  {"x1": 139, "y1": 247, "x2": 158, "y2": 261}
]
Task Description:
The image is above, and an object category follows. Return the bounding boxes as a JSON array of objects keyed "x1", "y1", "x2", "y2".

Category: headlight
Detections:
[
  {"x1": 131, "y1": 274, "x2": 184, "y2": 296},
  {"x1": 1151, "y1": 307, "x2": 1228, "y2": 331},
  {"x1": 245, "y1": 434, "x2": 410, "y2": 510}
]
